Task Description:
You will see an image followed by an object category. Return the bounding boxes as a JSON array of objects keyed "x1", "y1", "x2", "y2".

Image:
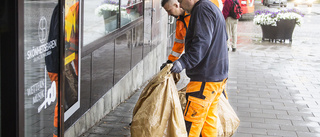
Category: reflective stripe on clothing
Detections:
[
  {"x1": 184, "y1": 79, "x2": 227, "y2": 137},
  {"x1": 170, "y1": 51, "x2": 182, "y2": 58},
  {"x1": 175, "y1": 38, "x2": 185, "y2": 43}
]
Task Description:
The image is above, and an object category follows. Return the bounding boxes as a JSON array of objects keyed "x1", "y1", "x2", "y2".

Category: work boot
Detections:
[{"x1": 232, "y1": 48, "x2": 236, "y2": 52}]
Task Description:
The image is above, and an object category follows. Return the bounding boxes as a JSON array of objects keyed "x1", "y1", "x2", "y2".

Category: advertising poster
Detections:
[
  {"x1": 64, "y1": 0, "x2": 81, "y2": 121},
  {"x1": 24, "y1": 1, "x2": 60, "y2": 136}
]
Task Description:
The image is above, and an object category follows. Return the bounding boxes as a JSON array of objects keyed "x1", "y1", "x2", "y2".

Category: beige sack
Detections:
[
  {"x1": 178, "y1": 87, "x2": 240, "y2": 137},
  {"x1": 131, "y1": 64, "x2": 188, "y2": 137},
  {"x1": 216, "y1": 94, "x2": 240, "y2": 137}
]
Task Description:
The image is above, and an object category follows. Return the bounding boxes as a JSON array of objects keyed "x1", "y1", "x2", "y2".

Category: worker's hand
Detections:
[
  {"x1": 171, "y1": 61, "x2": 183, "y2": 73},
  {"x1": 160, "y1": 60, "x2": 173, "y2": 70}
]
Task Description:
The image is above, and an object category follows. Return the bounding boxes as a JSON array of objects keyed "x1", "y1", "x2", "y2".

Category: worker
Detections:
[
  {"x1": 171, "y1": 0, "x2": 229, "y2": 136},
  {"x1": 160, "y1": 0, "x2": 223, "y2": 70}
]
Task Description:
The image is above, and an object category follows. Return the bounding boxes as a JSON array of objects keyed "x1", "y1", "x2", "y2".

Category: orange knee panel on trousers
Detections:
[{"x1": 184, "y1": 79, "x2": 227, "y2": 137}]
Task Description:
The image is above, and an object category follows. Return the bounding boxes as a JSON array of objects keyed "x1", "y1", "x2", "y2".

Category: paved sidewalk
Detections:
[{"x1": 80, "y1": 4, "x2": 320, "y2": 137}]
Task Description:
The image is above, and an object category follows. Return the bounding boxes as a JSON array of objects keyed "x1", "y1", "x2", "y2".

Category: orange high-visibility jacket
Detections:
[
  {"x1": 168, "y1": 0, "x2": 223, "y2": 62},
  {"x1": 168, "y1": 12, "x2": 190, "y2": 62}
]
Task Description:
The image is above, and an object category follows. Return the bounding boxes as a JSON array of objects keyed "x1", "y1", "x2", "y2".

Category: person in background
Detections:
[
  {"x1": 171, "y1": 0, "x2": 229, "y2": 136},
  {"x1": 160, "y1": 0, "x2": 223, "y2": 70},
  {"x1": 223, "y1": 0, "x2": 238, "y2": 52}
]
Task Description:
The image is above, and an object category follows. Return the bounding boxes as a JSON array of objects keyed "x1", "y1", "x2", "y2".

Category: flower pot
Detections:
[
  {"x1": 102, "y1": 10, "x2": 118, "y2": 33},
  {"x1": 261, "y1": 19, "x2": 296, "y2": 42}
]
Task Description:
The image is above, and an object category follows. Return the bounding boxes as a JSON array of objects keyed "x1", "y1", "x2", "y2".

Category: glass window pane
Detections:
[
  {"x1": 120, "y1": 1, "x2": 143, "y2": 27},
  {"x1": 84, "y1": 0, "x2": 120, "y2": 45},
  {"x1": 24, "y1": 1, "x2": 58, "y2": 137},
  {"x1": 92, "y1": 41, "x2": 114, "y2": 104},
  {"x1": 114, "y1": 31, "x2": 131, "y2": 83},
  {"x1": 131, "y1": 23, "x2": 143, "y2": 68}
]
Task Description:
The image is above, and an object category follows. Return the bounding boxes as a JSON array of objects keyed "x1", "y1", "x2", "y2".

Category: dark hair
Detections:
[{"x1": 161, "y1": 0, "x2": 170, "y2": 7}]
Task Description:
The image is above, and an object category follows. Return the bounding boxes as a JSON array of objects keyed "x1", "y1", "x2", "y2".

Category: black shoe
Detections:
[{"x1": 232, "y1": 48, "x2": 236, "y2": 52}]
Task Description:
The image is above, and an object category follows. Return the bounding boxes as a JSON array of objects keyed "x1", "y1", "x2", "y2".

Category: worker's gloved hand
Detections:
[
  {"x1": 160, "y1": 60, "x2": 173, "y2": 70},
  {"x1": 171, "y1": 60, "x2": 183, "y2": 73}
]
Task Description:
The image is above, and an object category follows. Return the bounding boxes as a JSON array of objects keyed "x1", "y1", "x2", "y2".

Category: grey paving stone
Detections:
[
  {"x1": 237, "y1": 100, "x2": 261, "y2": 105},
  {"x1": 237, "y1": 127, "x2": 267, "y2": 135},
  {"x1": 248, "y1": 97, "x2": 272, "y2": 102},
  {"x1": 280, "y1": 125, "x2": 309, "y2": 132},
  {"x1": 308, "y1": 126, "x2": 320, "y2": 133},
  {"x1": 251, "y1": 123, "x2": 280, "y2": 130},
  {"x1": 239, "y1": 121, "x2": 252, "y2": 128},
  {"x1": 296, "y1": 132, "x2": 320, "y2": 137},
  {"x1": 276, "y1": 114, "x2": 303, "y2": 121},
  {"x1": 249, "y1": 104, "x2": 273, "y2": 110},
  {"x1": 292, "y1": 120, "x2": 320, "y2": 128},
  {"x1": 262, "y1": 109, "x2": 288, "y2": 115},
  {"x1": 273, "y1": 105, "x2": 299, "y2": 111},
  {"x1": 87, "y1": 134, "x2": 113, "y2": 137},
  {"x1": 101, "y1": 115, "x2": 123, "y2": 123},
  {"x1": 239, "y1": 117, "x2": 265, "y2": 123},
  {"x1": 287, "y1": 111, "x2": 314, "y2": 117},
  {"x1": 107, "y1": 127, "x2": 130, "y2": 136},
  {"x1": 233, "y1": 132, "x2": 253, "y2": 137},
  {"x1": 252, "y1": 135, "x2": 281, "y2": 137},
  {"x1": 264, "y1": 119, "x2": 292, "y2": 126},
  {"x1": 99, "y1": 122, "x2": 128, "y2": 129},
  {"x1": 87, "y1": 126, "x2": 111, "y2": 134},
  {"x1": 267, "y1": 130, "x2": 297, "y2": 137},
  {"x1": 119, "y1": 117, "x2": 132, "y2": 124},
  {"x1": 251, "y1": 112, "x2": 276, "y2": 119},
  {"x1": 237, "y1": 107, "x2": 262, "y2": 113}
]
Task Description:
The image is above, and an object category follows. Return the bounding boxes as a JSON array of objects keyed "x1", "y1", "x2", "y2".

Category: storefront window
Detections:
[
  {"x1": 83, "y1": 0, "x2": 143, "y2": 46},
  {"x1": 120, "y1": 0, "x2": 143, "y2": 27},
  {"x1": 24, "y1": 1, "x2": 59, "y2": 136},
  {"x1": 84, "y1": 0, "x2": 120, "y2": 45}
]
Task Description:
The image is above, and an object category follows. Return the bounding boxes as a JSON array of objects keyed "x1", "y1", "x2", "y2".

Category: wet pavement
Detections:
[{"x1": 80, "y1": 2, "x2": 320, "y2": 137}]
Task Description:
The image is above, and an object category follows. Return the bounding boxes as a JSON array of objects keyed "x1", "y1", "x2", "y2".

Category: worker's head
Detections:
[
  {"x1": 177, "y1": 0, "x2": 199, "y2": 13},
  {"x1": 162, "y1": 0, "x2": 185, "y2": 18}
]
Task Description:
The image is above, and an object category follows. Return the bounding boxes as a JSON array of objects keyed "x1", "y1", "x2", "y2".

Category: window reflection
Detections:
[
  {"x1": 114, "y1": 31, "x2": 131, "y2": 83},
  {"x1": 132, "y1": 24, "x2": 143, "y2": 68},
  {"x1": 120, "y1": 1, "x2": 143, "y2": 27},
  {"x1": 84, "y1": 0, "x2": 143, "y2": 46},
  {"x1": 95, "y1": 0, "x2": 120, "y2": 33},
  {"x1": 84, "y1": 0, "x2": 120, "y2": 45}
]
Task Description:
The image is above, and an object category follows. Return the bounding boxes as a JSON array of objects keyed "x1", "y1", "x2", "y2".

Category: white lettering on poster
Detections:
[
  {"x1": 38, "y1": 81, "x2": 57, "y2": 113},
  {"x1": 27, "y1": 79, "x2": 45, "y2": 97},
  {"x1": 38, "y1": 16, "x2": 48, "y2": 44},
  {"x1": 26, "y1": 39, "x2": 57, "y2": 61}
]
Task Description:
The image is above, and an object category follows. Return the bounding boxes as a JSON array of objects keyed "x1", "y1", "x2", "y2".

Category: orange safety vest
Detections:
[{"x1": 168, "y1": 12, "x2": 190, "y2": 62}]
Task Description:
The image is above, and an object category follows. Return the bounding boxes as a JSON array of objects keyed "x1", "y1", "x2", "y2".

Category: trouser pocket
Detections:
[{"x1": 184, "y1": 96, "x2": 209, "y2": 123}]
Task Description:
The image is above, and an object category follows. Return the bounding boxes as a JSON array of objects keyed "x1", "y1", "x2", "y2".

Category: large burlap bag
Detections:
[
  {"x1": 178, "y1": 87, "x2": 240, "y2": 137},
  {"x1": 131, "y1": 64, "x2": 187, "y2": 137},
  {"x1": 216, "y1": 94, "x2": 240, "y2": 137}
]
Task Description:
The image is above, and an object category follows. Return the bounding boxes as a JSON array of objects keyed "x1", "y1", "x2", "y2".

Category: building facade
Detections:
[{"x1": 0, "y1": 0, "x2": 176, "y2": 136}]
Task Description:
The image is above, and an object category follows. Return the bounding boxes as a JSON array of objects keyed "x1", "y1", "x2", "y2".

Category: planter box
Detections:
[
  {"x1": 261, "y1": 19, "x2": 296, "y2": 42},
  {"x1": 103, "y1": 10, "x2": 118, "y2": 33}
]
